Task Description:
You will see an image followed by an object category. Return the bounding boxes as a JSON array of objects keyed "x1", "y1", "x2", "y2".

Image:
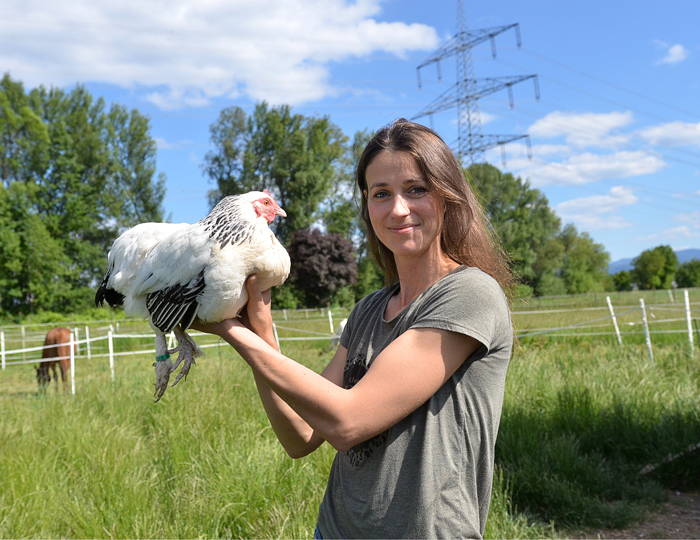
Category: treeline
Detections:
[
  {"x1": 2, "y1": 74, "x2": 696, "y2": 319},
  {"x1": 0, "y1": 74, "x2": 165, "y2": 317},
  {"x1": 612, "y1": 245, "x2": 700, "y2": 291}
]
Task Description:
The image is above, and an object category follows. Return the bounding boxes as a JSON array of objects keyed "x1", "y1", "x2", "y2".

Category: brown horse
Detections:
[{"x1": 36, "y1": 327, "x2": 74, "y2": 392}]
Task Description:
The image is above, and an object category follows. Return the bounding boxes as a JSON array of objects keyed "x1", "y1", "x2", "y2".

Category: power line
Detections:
[
  {"x1": 519, "y1": 47, "x2": 700, "y2": 121},
  {"x1": 411, "y1": 0, "x2": 537, "y2": 165}
]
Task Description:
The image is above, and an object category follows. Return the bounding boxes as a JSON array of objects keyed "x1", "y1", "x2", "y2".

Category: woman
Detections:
[{"x1": 194, "y1": 119, "x2": 514, "y2": 539}]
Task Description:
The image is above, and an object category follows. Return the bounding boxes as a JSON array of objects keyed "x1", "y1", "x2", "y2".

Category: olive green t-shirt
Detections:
[{"x1": 317, "y1": 266, "x2": 513, "y2": 539}]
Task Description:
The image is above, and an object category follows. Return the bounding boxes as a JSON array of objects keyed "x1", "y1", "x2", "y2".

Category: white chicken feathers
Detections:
[
  {"x1": 96, "y1": 190, "x2": 290, "y2": 401},
  {"x1": 98, "y1": 222, "x2": 191, "y2": 318}
]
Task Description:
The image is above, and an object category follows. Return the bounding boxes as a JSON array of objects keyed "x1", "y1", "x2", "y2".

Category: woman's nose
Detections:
[{"x1": 390, "y1": 195, "x2": 410, "y2": 216}]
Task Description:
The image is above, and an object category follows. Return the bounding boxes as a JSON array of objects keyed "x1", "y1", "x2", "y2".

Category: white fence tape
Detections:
[{"x1": 1, "y1": 296, "x2": 697, "y2": 392}]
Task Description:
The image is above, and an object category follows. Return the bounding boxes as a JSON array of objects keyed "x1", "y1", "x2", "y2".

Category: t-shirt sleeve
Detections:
[{"x1": 408, "y1": 269, "x2": 511, "y2": 352}]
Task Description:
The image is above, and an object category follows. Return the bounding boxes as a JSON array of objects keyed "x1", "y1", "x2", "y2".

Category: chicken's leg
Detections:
[
  {"x1": 152, "y1": 326, "x2": 174, "y2": 402},
  {"x1": 170, "y1": 326, "x2": 203, "y2": 387}
]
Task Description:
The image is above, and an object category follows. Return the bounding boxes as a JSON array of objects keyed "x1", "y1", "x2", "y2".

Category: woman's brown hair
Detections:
[{"x1": 356, "y1": 118, "x2": 514, "y2": 297}]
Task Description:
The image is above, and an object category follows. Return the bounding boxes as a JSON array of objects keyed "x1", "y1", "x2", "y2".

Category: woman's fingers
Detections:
[
  {"x1": 246, "y1": 274, "x2": 271, "y2": 307},
  {"x1": 244, "y1": 275, "x2": 276, "y2": 346}
]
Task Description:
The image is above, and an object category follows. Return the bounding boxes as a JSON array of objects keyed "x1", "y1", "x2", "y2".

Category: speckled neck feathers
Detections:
[{"x1": 198, "y1": 195, "x2": 256, "y2": 249}]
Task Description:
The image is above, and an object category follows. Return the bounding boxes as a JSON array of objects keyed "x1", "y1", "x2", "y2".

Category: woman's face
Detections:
[{"x1": 364, "y1": 150, "x2": 445, "y2": 264}]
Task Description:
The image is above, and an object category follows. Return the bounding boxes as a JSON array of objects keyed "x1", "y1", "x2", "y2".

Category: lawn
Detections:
[{"x1": 0, "y1": 291, "x2": 698, "y2": 538}]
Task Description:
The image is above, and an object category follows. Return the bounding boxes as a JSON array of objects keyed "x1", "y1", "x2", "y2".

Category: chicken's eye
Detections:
[{"x1": 263, "y1": 199, "x2": 270, "y2": 205}]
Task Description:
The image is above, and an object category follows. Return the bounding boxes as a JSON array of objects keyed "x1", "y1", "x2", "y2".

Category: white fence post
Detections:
[
  {"x1": 85, "y1": 326, "x2": 92, "y2": 360},
  {"x1": 606, "y1": 296, "x2": 622, "y2": 346},
  {"x1": 668, "y1": 289, "x2": 675, "y2": 303},
  {"x1": 685, "y1": 290, "x2": 694, "y2": 355},
  {"x1": 70, "y1": 332, "x2": 76, "y2": 395},
  {"x1": 272, "y1": 323, "x2": 281, "y2": 353},
  {"x1": 74, "y1": 326, "x2": 80, "y2": 355},
  {"x1": 1, "y1": 331, "x2": 5, "y2": 370},
  {"x1": 640, "y1": 299, "x2": 654, "y2": 364},
  {"x1": 22, "y1": 326, "x2": 26, "y2": 362},
  {"x1": 108, "y1": 330, "x2": 114, "y2": 383},
  {"x1": 328, "y1": 310, "x2": 334, "y2": 334}
]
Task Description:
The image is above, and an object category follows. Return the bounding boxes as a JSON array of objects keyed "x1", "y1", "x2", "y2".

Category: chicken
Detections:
[{"x1": 95, "y1": 190, "x2": 290, "y2": 401}]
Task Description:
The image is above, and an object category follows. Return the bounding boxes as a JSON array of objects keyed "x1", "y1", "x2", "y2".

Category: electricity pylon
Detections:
[{"x1": 413, "y1": 0, "x2": 539, "y2": 165}]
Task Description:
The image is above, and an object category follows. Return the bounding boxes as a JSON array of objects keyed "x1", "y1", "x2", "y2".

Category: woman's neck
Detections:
[{"x1": 388, "y1": 254, "x2": 459, "y2": 317}]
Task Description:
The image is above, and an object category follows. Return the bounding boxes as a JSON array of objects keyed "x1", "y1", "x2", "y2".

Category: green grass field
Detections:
[{"x1": 1, "y1": 291, "x2": 698, "y2": 538}]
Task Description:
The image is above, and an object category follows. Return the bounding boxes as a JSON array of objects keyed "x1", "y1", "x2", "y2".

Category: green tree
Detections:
[
  {"x1": 675, "y1": 259, "x2": 700, "y2": 288},
  {"x1": 354, "y1": 256, "x2": 384, "y2": 301},
  {"x1": 0, "y1": 182, "x2": 70, "y2": 314},
  {"x1": 322, "y1": 129, "x2": 372, "y2": 240},
  {"x1": 106, "y1": 104, "x2": 166, "y2": 225},
  {"x1": 0, "y1": 74, "x2": 166, "y2": 315},
  {"x1": 466, "y1": 163, "x2": 561, "y2": 289},
  {"x1": 631, "y1": 245, "x2": 678, "y2": 290},
  {"x1": 531, "y1": 237, "x2": 567, "y2": 296},
  {"x1": 466, "y1": 163, "x2": 613, "y2": 296},
  {"x1": 203, "y1": 102, "x2": 346, "y2": 244},
  {"x1": 0, "y1": 81, "x2": 50, "y2": 185},
  {"x1": 558, "y1": 224, "x2": 611, "y2": 294},
  {"x1": 612, "y1": 270, "x2": 633, "y2": 291}
]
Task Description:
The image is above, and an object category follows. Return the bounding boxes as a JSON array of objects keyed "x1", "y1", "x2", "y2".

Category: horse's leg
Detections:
[
  {"x1": 60, "y1": 363, "x2": 68, "y2": 393},
  {"x1": 37, "y1": 367, "x2": 45, "y2": 394}
]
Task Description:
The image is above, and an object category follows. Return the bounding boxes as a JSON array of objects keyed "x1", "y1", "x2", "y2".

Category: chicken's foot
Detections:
[{"x1": 170, "y1": 327, "x2": 203, "y2": 387}]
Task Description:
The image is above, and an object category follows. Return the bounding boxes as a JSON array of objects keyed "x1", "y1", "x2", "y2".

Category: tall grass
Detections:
[
  {"x1": 499, "y1": 340, "x2": 700, "y2": 532},
  {"x1": 1, "y1": 291, "x2": 699, "y2": 538},
  {"x1": 0, "y1": 341, "x2": 337, "y2": 538}
]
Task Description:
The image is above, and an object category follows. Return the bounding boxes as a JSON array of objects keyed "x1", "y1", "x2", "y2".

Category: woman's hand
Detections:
[
  {"x1": 239, "y1": 275, "x2": 277, "y2": 348},
  {"x1": 189, "y1": 275, "x2": 276, "y2": 347}
]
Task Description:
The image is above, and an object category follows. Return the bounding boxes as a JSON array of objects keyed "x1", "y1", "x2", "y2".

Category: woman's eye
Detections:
[{"x1": 410, "y1": 186, "x2": 428, "y2": 195}]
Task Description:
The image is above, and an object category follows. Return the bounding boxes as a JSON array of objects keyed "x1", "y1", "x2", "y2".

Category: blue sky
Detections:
[{"x1": 3, "y1": 0, "x2": 699, "y2": 262}]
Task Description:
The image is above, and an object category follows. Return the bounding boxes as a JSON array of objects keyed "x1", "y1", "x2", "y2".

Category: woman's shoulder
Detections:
[
  {"x1": 438, "y1": 265, "x2": 504, "y2": 297},
  {"x1": 409, "y1": 266, "x2": 512, "y2": 348},
  {"x1": 418, "y1": 266, "x2": 511, "y2": 324}
]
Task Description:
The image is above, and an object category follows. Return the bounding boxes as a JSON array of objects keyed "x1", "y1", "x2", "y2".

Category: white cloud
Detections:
[
  {"x1": 637, "y1": 212, "x2": 700, "y2": 242},
  {"x1": 675, "y1": 211, "x2": 700, "y2": 229},
  {"x1": 513, "y1": 151, "x2": 665, "y2": 187},
  {"x1": 639, "y1": 121, "x2": 700, "y2": 148},
  {"x1": 655, "y1": 42, "x2": 689, "y2": 65},
  {"x1": 554, "y1": 186, "x2": 638, "y2": 231},
  {"x1": 0, "y1": 0, "x2": 439, "y2": 108},
  {"x1": 155, "y1": 137, "x2": 193, "y2": 150},
  {"x1": 638, "y1": 226, "x2": 699, "y2": 242},
  {"x1": 479, "y1": 111, "x2": 498, "y2": 125},
  {"x1": 529, "y1": 110, "x2": 633, "y2": 149}
]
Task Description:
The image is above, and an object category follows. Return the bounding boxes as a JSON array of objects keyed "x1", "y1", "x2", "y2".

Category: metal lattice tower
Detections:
[
  {"x1": 455, "y1": 3, "x2": 482, "y2": 164},
  {"x1": 413, "y1": 0, "x2": 539, "y2": 165}
]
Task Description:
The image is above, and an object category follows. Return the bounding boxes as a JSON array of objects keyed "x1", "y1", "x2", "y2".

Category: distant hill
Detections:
[{"x1": 608, "y1": 248, "x2": 700, "y2": 274}]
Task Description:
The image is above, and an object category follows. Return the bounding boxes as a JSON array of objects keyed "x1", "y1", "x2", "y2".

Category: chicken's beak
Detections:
[{"x1": 274, "y1": 206, "x2": 287, "y2": 218}]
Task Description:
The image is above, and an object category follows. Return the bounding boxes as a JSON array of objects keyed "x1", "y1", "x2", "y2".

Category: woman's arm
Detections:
[
  {"x1": 193, "y1": 276, "x2": 345, "y2": 458},
  {"x1": 208, "y1": 278, "x2": 481, "y2": 452}
]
